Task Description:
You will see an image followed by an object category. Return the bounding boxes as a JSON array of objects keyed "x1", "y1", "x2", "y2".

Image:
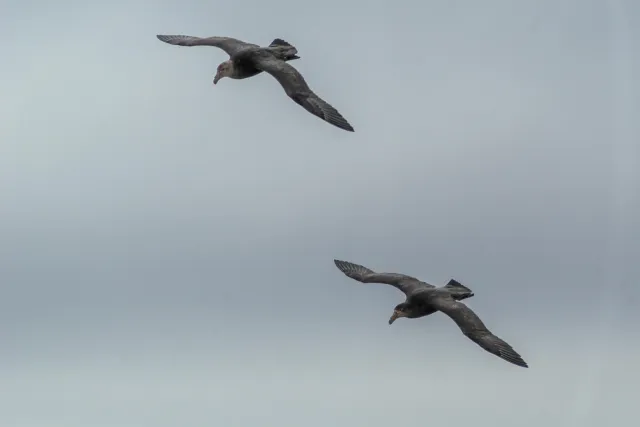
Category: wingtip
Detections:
[
  {"x1": 333, "y1": 259, "x2": 353, "y2": 273},
  {"x1": 340, "y1": 122, "x2": 354, "y2": 132},
  {"x1": 338, "y1": 122, "x2": 355, "y2": 132},
  {"x1": 157, "y1": 34, "x2": 179, "y2": 44},
  {"x1": 502, "y1": 351, "x2": 529, "y2": 368},
  {"x1": 326, "y1": 119, "x2": 354, "y2": 132}
]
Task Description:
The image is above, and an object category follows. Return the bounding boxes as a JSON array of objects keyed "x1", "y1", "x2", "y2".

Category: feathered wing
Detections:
[
  {"x1": 429, "y1": 295, "x2": 529, "y2": 368},
  {"x1": 156, "y1": 35, "x2": 256, "y2": 57},
  {"x1": 251, "y1": 55, "x2": 354, "y2": 132},
  {"x1": 334, "y1": 259, "x2": 433, "y2": 296}
]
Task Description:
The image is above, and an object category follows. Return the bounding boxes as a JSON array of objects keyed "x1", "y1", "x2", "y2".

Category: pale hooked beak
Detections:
[
  {"x1": 213, "y1": 74, "x2": 220, "y2": 85},
  {"x1": 389, "y1": 310, "x2": 401, "y2": 325}
]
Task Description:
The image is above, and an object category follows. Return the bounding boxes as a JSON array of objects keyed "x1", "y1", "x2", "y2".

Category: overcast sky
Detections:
[{"x1": 1, "y1": 0, "x2": 639, "y2": 426}]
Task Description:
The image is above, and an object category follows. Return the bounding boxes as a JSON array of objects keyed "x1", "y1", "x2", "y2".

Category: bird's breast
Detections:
[{"x1": 229, "y1": 58, "x2": 262, "y2": 80}]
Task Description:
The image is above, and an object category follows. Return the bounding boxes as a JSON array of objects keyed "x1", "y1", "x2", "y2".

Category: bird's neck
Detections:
[{"x1": 225, "y1": 60, "x2": 237, "y2": 78}]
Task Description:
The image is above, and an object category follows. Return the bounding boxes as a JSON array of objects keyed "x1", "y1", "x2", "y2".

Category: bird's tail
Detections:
[
  {"x1": 269, "y1": 38, "x2": 294, "y2": 48},
  {"x1": 443, "y1": 279, "x2": 474, "y2": 301},
  {"x1": 268, "y1": 38, "x2": 300, "y2": 60}
]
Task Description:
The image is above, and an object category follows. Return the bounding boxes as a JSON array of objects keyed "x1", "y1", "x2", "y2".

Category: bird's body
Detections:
[
  {"x1": 156, "y1": 34, "x2": 354, "y2": 132},
  {"x1": 333, "y1": 259, "x2": 529, "y2": 368},
  {"x1": 215, "y1": 39, "x2": 301, "y2": 80}
]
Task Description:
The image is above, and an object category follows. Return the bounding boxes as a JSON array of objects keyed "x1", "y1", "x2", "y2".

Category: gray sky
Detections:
[{"x1": 1, "y1": 0, "x2": 639, "y2": 426}]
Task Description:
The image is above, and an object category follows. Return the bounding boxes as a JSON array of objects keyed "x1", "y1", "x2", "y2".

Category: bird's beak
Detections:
[
  {"x1": 389, "y1": 310, "x2": 400, "y2": 325},
  {"x1": 213, "y1": 75, "x2": 220, "y2": 85}
]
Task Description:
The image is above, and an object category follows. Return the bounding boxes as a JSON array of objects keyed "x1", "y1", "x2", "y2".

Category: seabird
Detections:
[
  {"x1": 156, "y1": 34, "x2": 354, "y2": 132},
  {"x1": 333, "y1": 259, "x2": 529, "y2": 368}
]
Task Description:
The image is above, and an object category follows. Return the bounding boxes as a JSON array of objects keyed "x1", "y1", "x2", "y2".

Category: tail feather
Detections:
[
  {"x1": 267, "y1": 38, "x2": 299, "y2": 61},
  {"x1": 444, "y1": 279, "x2": 474, "y2": 300},
  {"x1": 269, "y1": 38, "x2": 293, "y2": 47}
]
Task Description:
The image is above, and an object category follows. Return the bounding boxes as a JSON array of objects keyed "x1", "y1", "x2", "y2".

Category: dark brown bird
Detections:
[
  {"x1": 156, "y1": 34, "x2": 354, "y2": 132},
  {"x1": 334, "y1": 259, "x2": 529, "y2": 368}
]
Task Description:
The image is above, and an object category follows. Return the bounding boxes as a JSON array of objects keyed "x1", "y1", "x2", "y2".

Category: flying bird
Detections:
[
  {"x1": 333, "y1": 259, "x2": 528, "y2": 368},
  {"x1": 156, "y1": 34, "x2": 354, "y2": 132}
]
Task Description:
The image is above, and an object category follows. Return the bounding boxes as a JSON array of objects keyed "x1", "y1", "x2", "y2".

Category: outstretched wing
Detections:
[
  {"x1": 334, "y1": 259, "x2": 433, "y2": 297},
  {"x1": 251, "y1": 55, "x2": 354, "y2": 132},
  {"x1": 429, "y1": 295, "x2": 529, "y2": 368},
  {"x1": 156, "y1": 35, "x2": 256, "y2": 57}
]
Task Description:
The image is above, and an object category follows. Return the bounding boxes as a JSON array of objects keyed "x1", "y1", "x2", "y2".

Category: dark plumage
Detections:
[
  {"x1": 156, "y1": 34, "x2": 354, "y2": 132},
  {"x1": 333, "y1": 259, "x2": 528, "y2": 368}
]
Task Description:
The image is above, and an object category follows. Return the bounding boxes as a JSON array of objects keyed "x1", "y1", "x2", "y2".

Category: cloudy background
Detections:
[{"x1": 1, "y1": 0, "x2": 638, "y2": 425}]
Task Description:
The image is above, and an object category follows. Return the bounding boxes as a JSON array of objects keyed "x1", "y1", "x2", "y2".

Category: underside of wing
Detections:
[
  {"x1": 290, "y1": 92, "x2": 354, "y2": 131},
  {"x1": 156, "y1": 35, "x2": 255, "y2": 56},
  {"x1": 334, "y1": 259, "x2": 432, "y2": 295},
  {"x1": 430, "y1": 296, "x2": 529, "y2": 368},
  {"x1": 472, "y1": 333, "x2": 529, "y2": 368},
  {"x1": 252, "y1": 55, "x2": 354, "y2": 132}
]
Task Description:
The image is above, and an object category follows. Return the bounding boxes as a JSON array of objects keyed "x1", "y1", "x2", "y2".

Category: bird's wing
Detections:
[
  {"x1": 429, "y1": 295, "x2": 528, "y2": 368},
  {"x1": 334, "y1": 259, "x2": 433, "y2": 297},
  {"x1": 156, "y1": 35, "x2": 257, "y2": 57},
  {"x1": 251, "y1": 55, "x2": 354, "y2": 132}
]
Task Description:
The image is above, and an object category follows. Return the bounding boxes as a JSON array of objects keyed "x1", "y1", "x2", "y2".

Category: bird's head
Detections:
[
  {"x1": 388, "y1": 303, "x2": 411, "y2": 325},
  {"x1": 213, "y1": 61, "x2": 233, "y2": 85}
]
